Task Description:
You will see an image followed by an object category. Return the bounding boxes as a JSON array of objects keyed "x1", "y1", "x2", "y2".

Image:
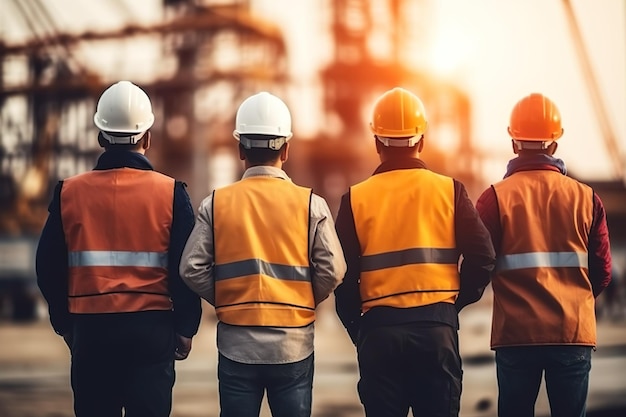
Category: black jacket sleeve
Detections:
[
  {"x1": 333, "y1": 191, "x2": 361, "y2": 345},
  {"x1": 455, "y1": 180, "x2": 496, "y2": 311},
  {"x1": 169, "y1": 181, "x2": 202, "y2": 338},
  {"x1": 36, "y1": 181, "x2": 71, "y2": 335}
]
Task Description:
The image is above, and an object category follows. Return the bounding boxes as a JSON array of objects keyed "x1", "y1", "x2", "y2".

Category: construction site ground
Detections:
[{"x1": 1, "y1": 297, "x2": 625, "y2": 417}]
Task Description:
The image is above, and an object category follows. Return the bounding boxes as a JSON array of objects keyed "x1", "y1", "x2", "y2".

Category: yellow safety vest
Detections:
[
  {"x1": 350, "y1": 169, "x2": 460, "y2": 313},
  {"x1": 492, "y1": 170, "x2": 595, "y2": 347},
  {"x1": 213, "y1": 177, "x2": 314, "y2": 327},
  {"x1": 61, "y1": 168, "x2": 174, "y2": 314}
]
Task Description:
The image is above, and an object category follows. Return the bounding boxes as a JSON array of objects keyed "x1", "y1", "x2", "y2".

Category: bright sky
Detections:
[
  {"x1": 2, "y1": 0, "x2": 625, "y2": 182},
  {"x1": 433, "y1": 0, "x2": 626, "y2": 183},
  {"x1": 257, "y1": 0, "x2": 626, "y2": 182}
]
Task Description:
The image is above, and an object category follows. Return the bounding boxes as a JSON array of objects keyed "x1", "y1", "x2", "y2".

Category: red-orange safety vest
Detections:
[
  {"x1": 61, "y1": 168, "x2": 174, "y2": 314},
  {"x1": 492, "y1": 170, "x2": 595, "y2": 348},
  {"x1": 213, "y1": 177, "x2": 314, "y2": 327},
  {"x1": 350, "y1": 169, "x2": 460, "y2": 313}
]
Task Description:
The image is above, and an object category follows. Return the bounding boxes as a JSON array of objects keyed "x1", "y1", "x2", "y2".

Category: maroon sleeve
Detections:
[
  {"x1": 334, "y1": 190, "x2": 362, "y2": 345},
  {"x1": 455, "y1": 180, "x2": 496, "y2": 311},
  {"x1": 475, "y1": 186, "x2": 502, "y2": 255},
  {"x1": 588, "y1": 192, "x2": 612, "y2": 297}
]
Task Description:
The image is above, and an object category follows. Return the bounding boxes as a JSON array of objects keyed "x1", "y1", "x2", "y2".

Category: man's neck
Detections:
[{"x1": 245, "y1": 160, "x2": 282, "y2": 169}]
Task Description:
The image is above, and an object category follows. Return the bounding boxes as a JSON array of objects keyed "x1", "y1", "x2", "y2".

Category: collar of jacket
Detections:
[
  {"x1": 373, "y1": 158, "x2": 428, "y2": 175},
  {"x1": 504, "y1": 154, "x2": 566, "y2": 179},
  {"x1": 94, "y1": 150, "x2": 154, "y2": 171},
  {"x1": 242, "y1": 165, "x2": 291, "y2": 181}
]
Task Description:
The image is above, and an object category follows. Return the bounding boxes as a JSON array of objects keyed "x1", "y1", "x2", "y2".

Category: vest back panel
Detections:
[
  {"x1": 492, "y1": 170, "x2": 595, "y2": 347},
  {"x1": 350, "y1": 169, "x2": 460, "y2": 312},
  {"x1": 61, "y1": 168, "x2": 174, "y2": 313},
  {"x1": 213, "y1": 177, "x2": 314, "y2": 327}
]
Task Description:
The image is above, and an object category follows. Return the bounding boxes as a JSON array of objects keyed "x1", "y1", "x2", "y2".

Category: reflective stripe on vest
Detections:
[
  {"x1": 361, "y1": 248, "x2": 460, "y2": 272},
  {"x1": 491, "y1": 170, "x2": 595, "y2": 348},
  {"x1": 61, "y1": 168, "x2": 174, "y2": 314},
  {"x1": 213, "y1": 177, "x2": 314, "y2": 327},
  {"x1": 215, "y1": 259, "x2": 310, "y2": 282},
  {"x1": 350, "y1": 169, "x2": 460, "y2": 313},
  {"x1": 496, "y1": 251, "x2": 588, "y2": 272},
  {"x1": 68, "y1": 251, "x2": 168, "y2": 268}
]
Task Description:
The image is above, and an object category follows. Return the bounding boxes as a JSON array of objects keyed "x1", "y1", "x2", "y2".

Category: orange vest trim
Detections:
[
  {"x1": 492, "y1": 170, "x2": 595, "y2": 348},
  {"x1": 350, "y1": 169, "x2": 460, "y2": 313},
  {"x1": 213, "y1": 177, "x2": 314, "y2": 327},
  {"x1": 61, "y1": 168, "x2": 175, "y2": 314}
]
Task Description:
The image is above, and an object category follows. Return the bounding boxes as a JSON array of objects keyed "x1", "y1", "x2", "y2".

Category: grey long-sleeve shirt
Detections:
[{"x1": 180, "y1": 166, "x2": 346, "y2": 364}]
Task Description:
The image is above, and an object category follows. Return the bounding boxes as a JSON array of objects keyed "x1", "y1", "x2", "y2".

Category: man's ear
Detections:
[
  {"x1": 511, "y1": 140, "x2": 519, "y2": 155},
  {"x1": 416, "y1": 136, "x2": 424, "y2": 152},
  {"x1": 238, "y1": 143, "x2": 246, "y2": 160},
  {"x1": 280, "y1": 142, "x2": 290, "y2": 163},
  {"x1": 375, "y1": 136, "x2": 382, "y2": 155},
  {"x1": 97, "y1": 132, "x2": 108, "y2": 148},
  {"x1": 546, "y1": 141, "x2": 558, "y2": 155},
  {"x1": 142, "y1": 131, "x2": 152, "y2": 151}
]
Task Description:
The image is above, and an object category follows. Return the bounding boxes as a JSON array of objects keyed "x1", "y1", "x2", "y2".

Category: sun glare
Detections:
[{"x1": 428, "y1": 26, "x2": 473, "y2": 77}]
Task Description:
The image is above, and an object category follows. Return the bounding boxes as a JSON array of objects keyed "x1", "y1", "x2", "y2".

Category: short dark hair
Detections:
[
  {"x1": 239, "y1": 144, "x2": 282, "y2": 164},
  {"x1": 378, "y1": 143, "x2": 420, "y2": 159},
  {"x1": 238, "y1": 134, "x2": 286, "y2": 164}
]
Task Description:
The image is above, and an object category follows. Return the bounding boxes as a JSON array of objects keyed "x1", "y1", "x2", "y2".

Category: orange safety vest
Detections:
[
  {"x1": 350, "y1": 169, "x2": 460, "y2": 313},
  {"x1": 61, "y1": 168, "x2": 174, "y2": 314},
  {"x1": 492, "y1": 170, "x2": 595, "y2": 348},
  {"x1": 213, "y1": 177, "x2": 314, "y2": 327}
]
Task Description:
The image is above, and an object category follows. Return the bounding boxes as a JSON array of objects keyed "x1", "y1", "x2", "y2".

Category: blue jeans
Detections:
[
  {"x1": 495, "y1": 346, "x2": 592, "y2": 417},
  {"x1": 218, "y1": 353, "x2": 314, "y2": 417}
]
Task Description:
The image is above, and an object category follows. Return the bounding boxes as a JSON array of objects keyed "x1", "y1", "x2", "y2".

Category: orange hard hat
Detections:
[
  {"x1": 370, "y1": 87, "x2": 427, "y2": 146},
  {"x1": 508, "y1": 93, "x2": 563, "y2": 141}
]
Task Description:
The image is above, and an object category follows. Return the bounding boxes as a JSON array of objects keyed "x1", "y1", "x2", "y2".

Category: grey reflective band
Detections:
[
  {"x1": 68, "y1": 251, "x2": 168, "y2": 268},
  {"x1": 376, "y1": 135, "x2": 421, "y2": 147},
  {"x1": 216, "y1": 259, "x2": 310, "y2": 282},
  {"x1": 101, "y1": 131, "x2": 144, "y2": 145},
  {"x1": 239, "y1": 136, "x2": 287, "y2": 150},
  {"x1": 360, "y1": 248, "x2": 459, "y2": 272},
  {"x1": 496, "y1": 251, "x2": 588, "y2": 272}
]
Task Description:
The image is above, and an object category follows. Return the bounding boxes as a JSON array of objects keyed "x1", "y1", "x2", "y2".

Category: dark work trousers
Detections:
[
  {"x1": 357, "y1": 322, "x2": 462, "y2": 417},
  {"x1": 69, "y1": 311, "x2": 176, "y2": 417}
]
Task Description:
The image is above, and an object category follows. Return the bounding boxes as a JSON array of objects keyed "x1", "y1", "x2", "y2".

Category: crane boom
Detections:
[{"x1": 561, "y1": 0, "x2": 624, "y2": 180}]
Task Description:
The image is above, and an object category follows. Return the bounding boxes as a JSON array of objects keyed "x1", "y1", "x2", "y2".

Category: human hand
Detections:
[{"x1": 175, "y1": 334, "x2": 193, "y2": 360}]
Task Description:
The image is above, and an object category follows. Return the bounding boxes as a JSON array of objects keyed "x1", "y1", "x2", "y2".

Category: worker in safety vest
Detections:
[
  {"x1": 334, "y1": 87, "x2": 496, "y2": 417},
  {"x1": 36, "y1": 80, "x2": 202, "y2": 417},
  {"x1": 179, "y1": 91, "x2": 346, "y2": 417},
  {"x1": 476, "y1": 93, "x2": 612, "y2": 417}
]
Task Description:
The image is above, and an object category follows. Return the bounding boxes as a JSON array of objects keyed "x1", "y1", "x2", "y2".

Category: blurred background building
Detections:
[
  {"x1": 1, "y1": 1, "x2": 626, "y2": 416},
  {"x1": 0, "y1": 0, "x2": 624, "y2": 342}
]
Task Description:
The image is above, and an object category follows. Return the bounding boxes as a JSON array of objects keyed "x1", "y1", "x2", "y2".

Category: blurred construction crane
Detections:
[
  {"x1": 297, "y1": 0, "x2": 626, "y2": 224},
  {"x1": 561, "y1": 0, "x2": 624, "y2": 181},
  {"x1": 0, "y1": 0, "x2": 288, "y2": 320},
  {"x1": 1, "y1": 0, "x2": 624, "y2": 318},
  {"x1": 559, "y1": 0, "x2": 626, "y2": 253},
  {"x1": 291, "y1": 0, "x2": 475, "y2": 214},
  {"x1": 0, "y1": 0, "x2": 486, "y2": 317}
]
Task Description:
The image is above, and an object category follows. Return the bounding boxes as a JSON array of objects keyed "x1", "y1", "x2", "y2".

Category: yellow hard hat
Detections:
[{"x1": 370, "y1": 87, "x2": 427, "y2": 147}]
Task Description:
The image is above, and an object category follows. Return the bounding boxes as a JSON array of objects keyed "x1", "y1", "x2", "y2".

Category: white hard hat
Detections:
[
  {"x1": 94, "y1": 81, "x2": 155, "y2": 144},
  {"x1": 233, "y1": 92, "x2": 293, "y2": 150}
]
